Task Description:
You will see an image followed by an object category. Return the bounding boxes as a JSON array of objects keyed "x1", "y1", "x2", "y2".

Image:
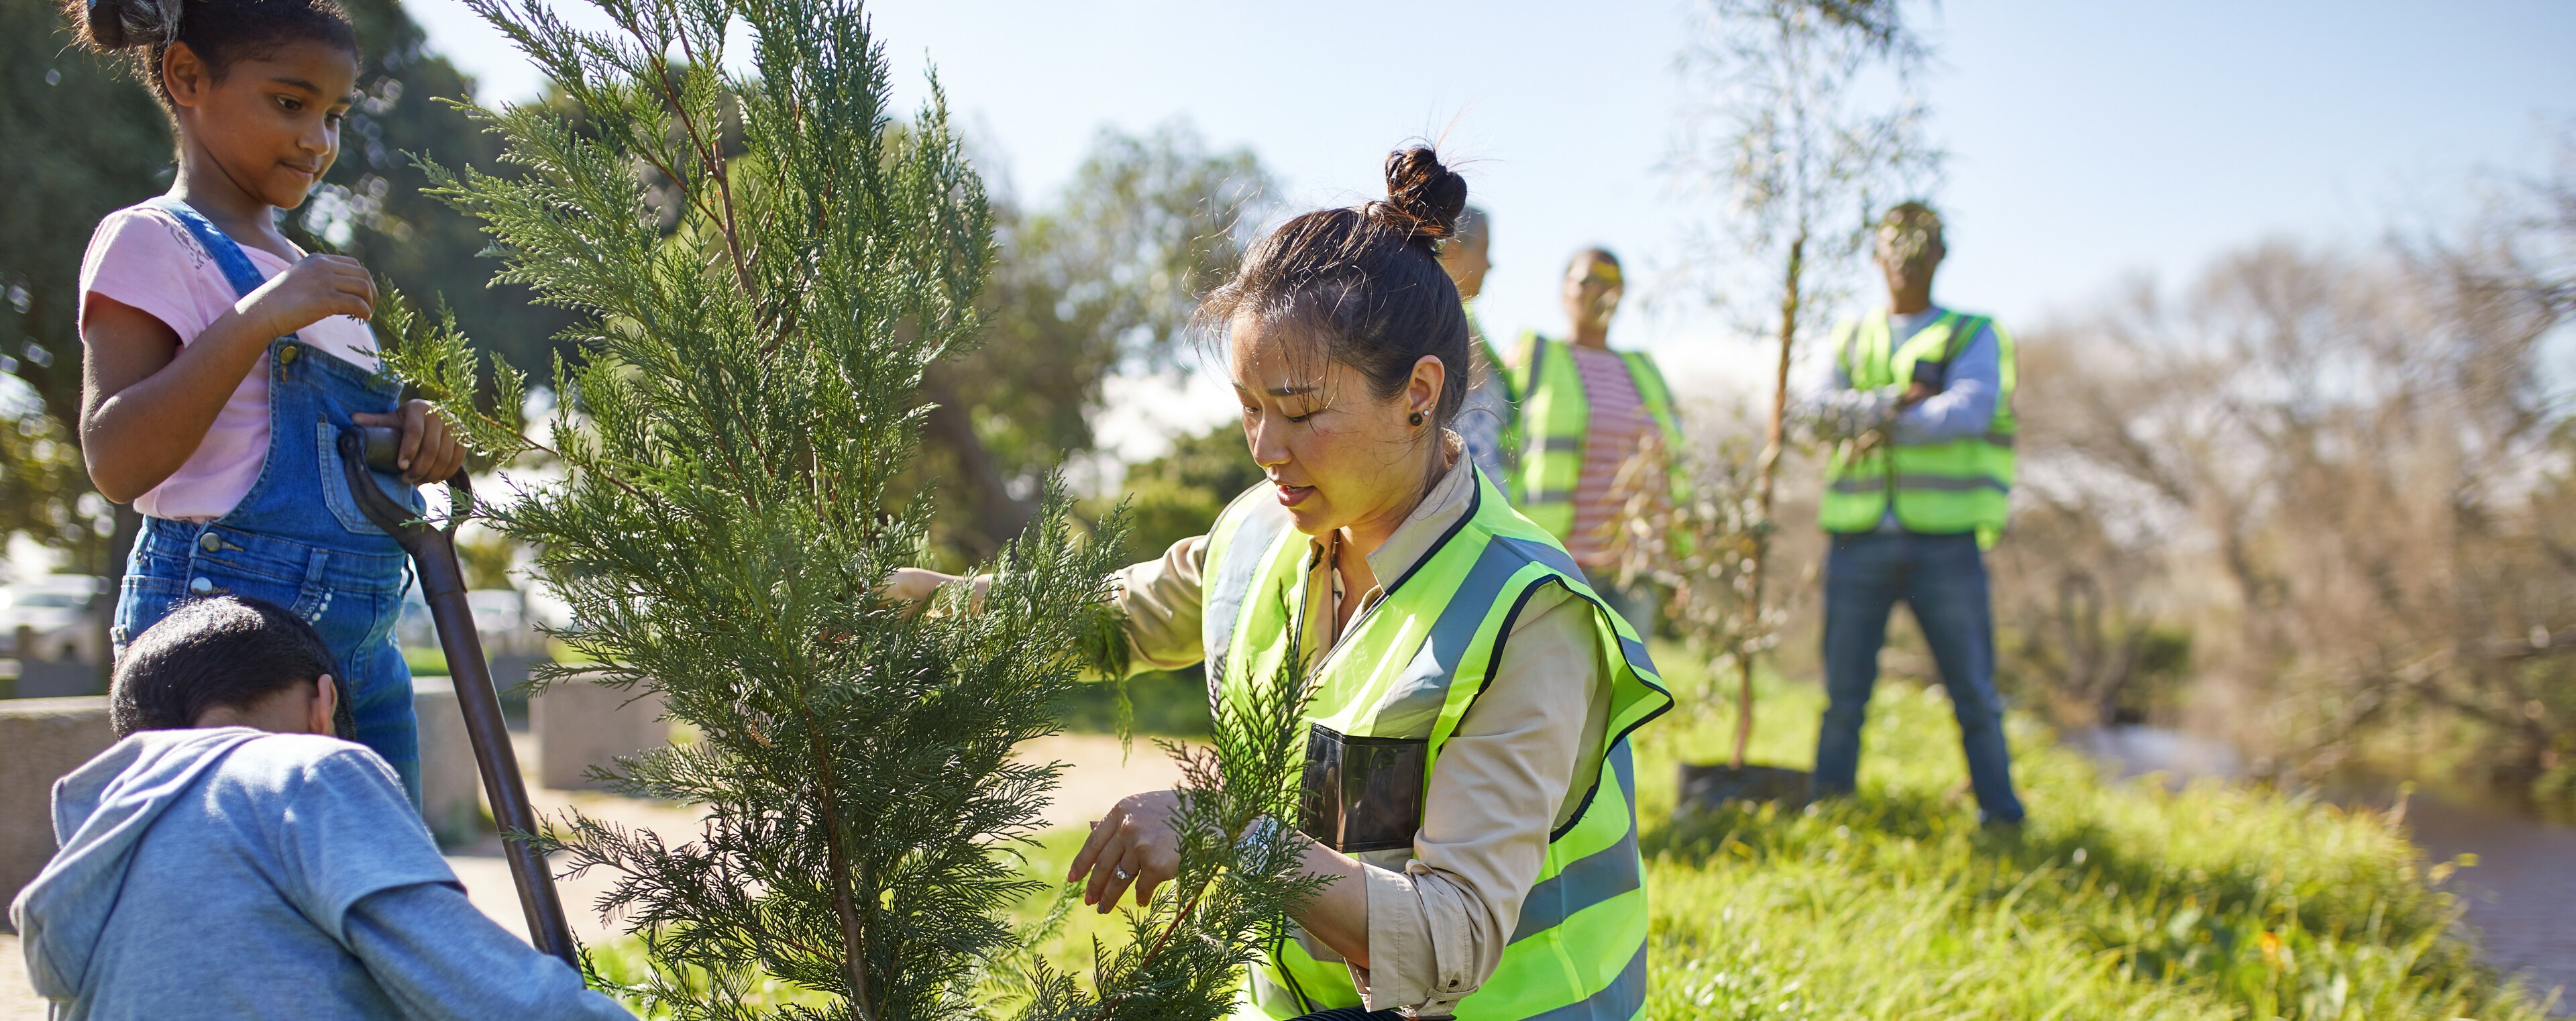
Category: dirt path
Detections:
[
  {"x1": 0, "y1": 936, "x2": 32, "y2": 1021},
  {"x1": 449, "y1": 733, "x2": 1183, "y2": 945}
]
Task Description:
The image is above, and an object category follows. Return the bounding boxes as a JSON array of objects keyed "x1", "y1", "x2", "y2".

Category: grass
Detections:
[
  {"x1": 580, "y1": 644, "x2": 2559, "y2": 1019},
  {"x1": 1635, "y1": 652, "x2": 2555, "y2": 1020}
]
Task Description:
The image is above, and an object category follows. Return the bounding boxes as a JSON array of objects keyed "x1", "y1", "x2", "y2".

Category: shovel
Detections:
[{"x1": 336, "y1": 425, "x2": 577, "y2": 965}]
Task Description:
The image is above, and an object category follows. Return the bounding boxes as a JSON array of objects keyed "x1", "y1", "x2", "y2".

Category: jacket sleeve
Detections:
[
  {"x1": 1351, "y1": 584, "x2": 1609, "y2": 1016},
  {"x1": 1890, "y1": 322, "x2": 2001, "y2": 444},
  {"x1": 1801, "y1": 343, "x2": 1900, "y2": 442},
  {"x1": 341, "y1": 883, "x2": 637, "y2": 1020},
  {"x1": 1110, "y1": 533, "x2": 1211, "y2": 674}
]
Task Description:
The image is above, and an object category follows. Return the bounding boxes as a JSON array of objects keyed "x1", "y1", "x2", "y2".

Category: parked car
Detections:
[
  {"x1": 1, "y1": 575, "x2": 109, "y2": 664},
  {"x1": 466, "y1": 589, "x2": 544, "y2": 658}
]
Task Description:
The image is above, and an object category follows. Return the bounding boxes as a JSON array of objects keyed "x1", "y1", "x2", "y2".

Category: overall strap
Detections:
[{"x1": 148, "y1": 198, "x2": 282, "y2": 305}]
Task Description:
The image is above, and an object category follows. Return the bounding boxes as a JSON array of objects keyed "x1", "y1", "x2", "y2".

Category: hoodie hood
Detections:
[{"x1": 9, "y1": 727, "x2": 269, "y2": 1001}]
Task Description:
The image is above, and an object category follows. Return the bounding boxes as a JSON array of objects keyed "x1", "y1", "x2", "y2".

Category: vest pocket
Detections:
[{"x1": 1299, "y1": 723, "x2": 1428, "y2": 853}]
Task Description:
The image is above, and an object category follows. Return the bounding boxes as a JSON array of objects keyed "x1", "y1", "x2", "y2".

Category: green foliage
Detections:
[
  {"x1": 386, "y1": 0, "x2": 1144, "y2": 1015},
  {"x1": 1635, "y1": 657, "x2": 2553, "y2": 1020},
  {"x1": 919, "y1": 125, "x2": 1271, "y2": 557},
  {"x1": 1007, "y1": 649, "x2": 1328, "y2": 1021},
  {"x1": 0, "y1": 2, "x2": 168, "y2": 431},
  {"x1": 0, "y1": 401, "x2": 107, "y2": 566},
  {"x1": 309, "y1": 0, "x2": 584, "y2": 386},
  {"x1": 0, "y1": 4, "x2": 170, "y2": 567},
  {"x1": 1089, "y1": 425, "x2": 1264, "y2": 568},
  {"x1": 1053, "y1": 672, "x2": 1212, "y2": 740},
  {"x1": 0, "y1": 0, "x2": 564, "y2": 564}
]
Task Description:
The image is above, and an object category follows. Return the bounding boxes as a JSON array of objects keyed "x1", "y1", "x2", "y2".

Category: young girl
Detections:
[{"x1": 70, "y1": 0, "x2": 467, "y2": 804}]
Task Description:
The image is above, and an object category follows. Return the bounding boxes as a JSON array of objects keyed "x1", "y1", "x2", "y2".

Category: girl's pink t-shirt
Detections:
[{"x1": 79, "y1": 203, "x2": 382, "y2": 521}]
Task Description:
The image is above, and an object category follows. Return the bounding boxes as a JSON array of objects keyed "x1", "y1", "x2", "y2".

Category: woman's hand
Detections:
[
  {"x1": 241, "y1": 254, "x2": 377, "y2": 338},
  {"x1": 352, "y1": 400, "x2": 466, "y2": 484},
  {"x1": 1068, "y1": 790, "x2": 1183, "y2": 913},
  {"x1": 882, "y1": 568, "x2": 963, "y2": 607}
]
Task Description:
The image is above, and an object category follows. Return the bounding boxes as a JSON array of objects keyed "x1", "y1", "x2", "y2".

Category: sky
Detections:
[{"x1": 400, "y1": 0, "x2": 2576, "y2": 458}]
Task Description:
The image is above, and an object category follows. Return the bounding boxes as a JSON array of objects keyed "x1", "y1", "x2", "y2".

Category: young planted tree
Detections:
[
  {"x1": 1668, "y1": 0, "x2": 1941, "y2": 767},
  {"x1": 380, "y1": 0, "x2": 1138, "y2": 1015},
  {"x1": 1007, "y1": 651, "x2": 1326, "y2": 1021}
]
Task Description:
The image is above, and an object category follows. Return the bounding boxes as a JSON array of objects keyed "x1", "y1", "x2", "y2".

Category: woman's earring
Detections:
[{"x1": 1409, "y1": 411, "x2": 1426, "y2": 427}]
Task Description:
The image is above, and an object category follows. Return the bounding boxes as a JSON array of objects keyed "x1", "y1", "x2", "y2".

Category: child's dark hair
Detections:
[
  {"x1": 1200, "y1": 144, "x2": 1474, "y2": 428},
  {"x1": 66, "y1": 0, "x2": 358, "y2": 108},
  {"x1": 111, "y1": 595, "x2": 341, "y2": 737}
]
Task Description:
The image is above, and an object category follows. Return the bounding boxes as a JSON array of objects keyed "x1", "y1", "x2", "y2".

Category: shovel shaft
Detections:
[
  {"x1": 337, "y1": 427, "x2": 577, "y2": 965},
  {"x1": 416, "y1": 531, "x2": 578, "y2": 965}
]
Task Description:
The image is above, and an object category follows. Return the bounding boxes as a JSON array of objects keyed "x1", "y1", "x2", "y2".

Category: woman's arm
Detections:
[
  {"x1": 885, "y1": 534, "x2": 1213, "y2": 675},
  {"x1": 80, "y1": 254, "x2": 377, "y2": 501}
]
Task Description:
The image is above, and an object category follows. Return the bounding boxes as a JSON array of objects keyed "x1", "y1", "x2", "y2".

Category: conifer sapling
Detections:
[{"x1": 380, "y1": 0, "x2": 1142, "y2": 1015}]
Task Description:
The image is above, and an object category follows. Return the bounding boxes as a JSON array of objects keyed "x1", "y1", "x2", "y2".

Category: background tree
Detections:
[
  {"x1": 303, "y1": 0, "x2": 585, "y2": 386},
  {"x1": 1998, "y1": 142, "x2": 2576, "y2": 805},
  {"x1": 1666, "y1": 0, "x2": 1941, "y2": 768},
  {"x1": 0, "y1": 3, "x2": 175, "y2": 580},
  {"x1": 1094, "y1": 423, "x2": 1267, "y2": 567},
  {"x1": 0, "y1": 0, "x2": 564, "y2": 586},
  {"x1": 920, "y1": 123, "x2": 1271, "y2": 558}
]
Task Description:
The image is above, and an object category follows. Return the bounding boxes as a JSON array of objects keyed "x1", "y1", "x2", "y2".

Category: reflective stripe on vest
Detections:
[
  {"x1": 1207, "y1": 470, "x2": 1672, "y2": 1020},
  {"x1": 1817, "y1": 310, "x2": 2019, "y2": 537},
  {"x1": 1505, "y1": 334, "x2": 1686, "y2": 541}
]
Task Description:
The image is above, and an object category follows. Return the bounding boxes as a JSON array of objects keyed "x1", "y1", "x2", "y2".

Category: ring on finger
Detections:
[{"x1": 1114, "y1": 866, "x2": 1134, "y2": 881}]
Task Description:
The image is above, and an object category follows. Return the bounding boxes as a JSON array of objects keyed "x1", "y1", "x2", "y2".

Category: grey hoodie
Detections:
[
  {"x1": 10, "y1": 728, "x2": 631, "y2": 1020},
  {"x1": 11, "y1": 727, "x2": 273, "y2": 1002}
]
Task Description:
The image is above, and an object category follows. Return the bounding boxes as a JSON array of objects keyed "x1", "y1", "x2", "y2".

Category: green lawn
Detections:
[
  {"x1": 586, "y1": 645, "x2": 2558, "y2": 1019},
  {"x1": 1629, "y1": 655, "x2": 2551, "y2": 1020}
]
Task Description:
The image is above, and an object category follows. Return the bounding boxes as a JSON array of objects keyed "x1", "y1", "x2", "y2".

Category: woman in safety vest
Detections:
[
  {"x1": 898, "y1": 146, "x2": 1671, "y2": 1020},
  {"x1": 1505, "y1": 250, "x2": 1684, "y2": 637}
]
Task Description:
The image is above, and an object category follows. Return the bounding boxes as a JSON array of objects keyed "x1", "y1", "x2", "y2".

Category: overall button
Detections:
[
  {"x1": 278, "y1": 344, "x2": 300, "y2": 365},
  {"x1": 189, "y1": 577, "x2": 214, "y2": 596},
  {"x1": 198, "y1": 532, "x2": 222, "y2": 553}
]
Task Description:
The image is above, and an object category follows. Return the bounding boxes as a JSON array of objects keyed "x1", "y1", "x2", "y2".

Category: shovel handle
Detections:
[{"x1": 334, "y1": 427, "x2": 578, "y2": 965}]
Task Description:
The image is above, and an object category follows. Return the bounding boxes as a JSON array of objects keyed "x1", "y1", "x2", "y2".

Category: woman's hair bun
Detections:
[
  {"x1": 76, "y1": 0, "x2": 179, "y2": 50},
  {"x1": 1373, "y1": 145, "x2": 1468, "y2": 252}
]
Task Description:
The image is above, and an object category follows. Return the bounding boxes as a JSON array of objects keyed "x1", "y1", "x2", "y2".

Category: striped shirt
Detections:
[{"x1": 1565, "y1": 345, "x2": 1656, "y2": 569}]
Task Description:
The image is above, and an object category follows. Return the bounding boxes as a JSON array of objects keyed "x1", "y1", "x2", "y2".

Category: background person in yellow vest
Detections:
[
  {"x1": 1506, "y1": 249, "x2": 1683, "y2": 637},
  {"x1": 1439, "y1": 204, "x2": 1517, "y2": 488},
  {"x1": 1805, "y1": 201, "x2": 2026, "y2": 825},
  {"x1": 892, "y1": 147, "x2": 1669, "y2": 1020}
]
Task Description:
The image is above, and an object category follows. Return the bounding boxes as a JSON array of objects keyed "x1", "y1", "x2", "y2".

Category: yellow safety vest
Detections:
[
  {"x1": 1816, "y1": 310, "x2": 2019, "y2": 542},
  {"x1": 1195, "y1": 470, "x2": 1671, "y2": 1020},
  {"x1": 1503, "y1": 334, "x2": 1684, "y2": 542}
]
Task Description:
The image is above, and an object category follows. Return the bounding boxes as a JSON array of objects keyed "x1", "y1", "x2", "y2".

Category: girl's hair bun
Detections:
[
  {"x1": 77, "y1": 0, "x2": 179, "y2": 50},
  {"x1": 1371, "y1": 145, "x2": 1468, "y2": 252}
]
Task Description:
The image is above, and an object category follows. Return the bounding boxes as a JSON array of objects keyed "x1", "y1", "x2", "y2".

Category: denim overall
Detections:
[{"x1": 111, "y1": 197, "x2": 428, "y2": 804}]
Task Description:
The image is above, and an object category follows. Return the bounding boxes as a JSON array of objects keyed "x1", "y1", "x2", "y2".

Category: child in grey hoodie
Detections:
[{"x1": 8, "y1": 595, "x2": 632, "y2": 1020}]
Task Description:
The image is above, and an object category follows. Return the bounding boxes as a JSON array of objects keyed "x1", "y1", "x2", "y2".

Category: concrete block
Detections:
[
  {"x1": 411, "y1": 678, "x2": 487, "y2": 846},
  {"x1": 533, "y1": 674, "x2": 666, "y2": 790},
  {"x1": 9, "y1": 660, "x2": 102, "y2": 699},
  {"x1": 1, "y1": 698, "x2": 116, "y2": 909}
]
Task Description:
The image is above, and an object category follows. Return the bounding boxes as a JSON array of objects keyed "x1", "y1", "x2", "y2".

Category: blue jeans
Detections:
[{"x1": 1813, "y1": 531, "x2": 2024, "y2": 822}]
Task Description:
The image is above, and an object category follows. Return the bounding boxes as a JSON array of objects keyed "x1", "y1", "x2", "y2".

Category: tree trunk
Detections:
[{"x1": 1735, "y1": 232, "x2": 1805, "y2": 769}]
